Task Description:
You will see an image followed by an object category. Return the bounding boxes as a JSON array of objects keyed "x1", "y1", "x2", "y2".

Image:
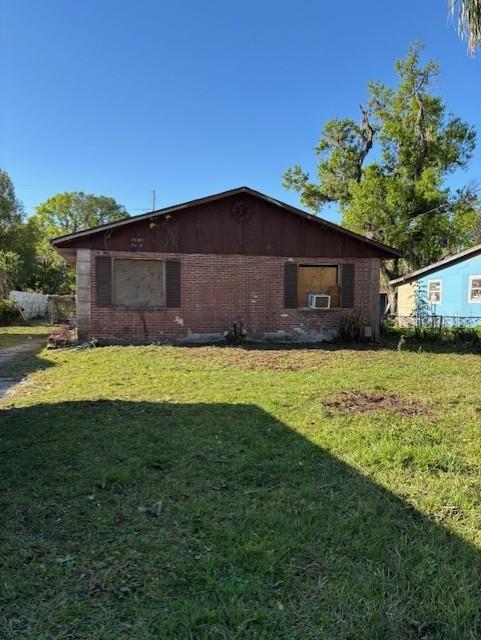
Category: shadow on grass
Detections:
[
  {"x1": 1, "y1": 401, "x2": 481, "y2": 639},
  {"x1": 0, "y1": 332, "x2": 34, "y2": 348},
  {"x1": 0, "y1": 339, "x2": 54, "y2": 379}
]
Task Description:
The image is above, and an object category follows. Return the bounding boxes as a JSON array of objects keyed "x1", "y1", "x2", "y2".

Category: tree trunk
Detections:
[
  {"x1": 386, "y1": 282, "x2": 397, "y2": 316},
  {"x1": 380, "y1": 260, "x2": 399, "y2": 316}
]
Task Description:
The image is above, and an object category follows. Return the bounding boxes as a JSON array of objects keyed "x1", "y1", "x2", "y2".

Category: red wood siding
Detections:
[{"x1": 55, "y1": 193, "x2": 389, "y2": 259}]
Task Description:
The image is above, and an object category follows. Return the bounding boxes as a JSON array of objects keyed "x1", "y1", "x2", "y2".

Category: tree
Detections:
[
  {"x1": 33, "y1": 191, "x2": 128, "y2": 240},
  {"x1": 0, "y1": 250, "x2": 22, "y2": 293},
  {"x1": 283, "y1": 43, "x2": 479, "y2": 309},
  {"x1": 0, "y1": 169, "x2": 40, "y2": 291},
  {"x1": 0, "y1": 169, "x2": 24, "y2": 250},
  {"x1": 450, "y1": 0, "x2": 481, "y2": 54},
  {"x1": 30, "y1": 257, "x2": 76, "y2": 295},
  {"x1": 30, "y1": 192, "x2": 129, "y2": 294}
]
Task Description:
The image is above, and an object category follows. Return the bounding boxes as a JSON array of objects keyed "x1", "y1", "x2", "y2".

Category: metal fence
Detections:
[{"x1": 388, "y1": 315, "x2": 481, "y2": 329}]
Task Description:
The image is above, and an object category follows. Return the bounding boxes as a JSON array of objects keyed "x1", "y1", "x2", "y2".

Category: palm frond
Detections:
[{"x1": 449, "y1": 0, "x2": 481, "y2": 53}]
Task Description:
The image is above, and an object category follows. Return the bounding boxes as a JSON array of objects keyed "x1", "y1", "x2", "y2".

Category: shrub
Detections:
[
  {"x1": 450, "y1": 326, "x2": 480, "y2": 344},
  {"x1": 415, "y1": 326, "x2": 443, "y2": 343},
  {"x1": 412, "y1": 324, "x2": 481, "y2": 345},
  {"x1": 337, "y1": 312, "x2": 365, "y2": 343},
  {"x1": 380, "y1": 317, "x2": 403, "y2": 337},
  {"x1": 0, "y1": 298, "x2": 23, "y2": 326},
  {"x1": 385, "y1": 319, "x2": 481, "y2": 351},
  {"x1": 224, "y1": 321, "x2": 247, "y2": 345}
]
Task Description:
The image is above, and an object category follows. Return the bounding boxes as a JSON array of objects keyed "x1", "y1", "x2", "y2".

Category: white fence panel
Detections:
[{"x1": 9, "y1": 290, "x2": 48, "y2": 320}]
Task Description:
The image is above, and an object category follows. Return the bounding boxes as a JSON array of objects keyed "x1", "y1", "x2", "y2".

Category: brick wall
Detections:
[{"x1": 85, "y1": 251, "x2": 380, "y2": 343}]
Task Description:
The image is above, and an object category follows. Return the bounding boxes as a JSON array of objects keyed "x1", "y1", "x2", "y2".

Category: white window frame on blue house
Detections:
[
  {"x1": 468, "y1": 275, "x2": 481, "y2": 303},
  {"x1": 427, "y1": 279, "x2": 442, "y2": 304}
]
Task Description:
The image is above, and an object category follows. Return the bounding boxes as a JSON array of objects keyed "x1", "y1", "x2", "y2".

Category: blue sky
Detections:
[{"x1": 1, "y1": 0, "x2": 480, "y2": 222}]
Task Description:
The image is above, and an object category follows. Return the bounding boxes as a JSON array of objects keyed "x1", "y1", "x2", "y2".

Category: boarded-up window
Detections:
[
  {"x1": 297, "y1": 265, "x2": 339, "y2": 307},
  {"x1": 112, "y1": 259, "x2": 165, "y2": 307}
]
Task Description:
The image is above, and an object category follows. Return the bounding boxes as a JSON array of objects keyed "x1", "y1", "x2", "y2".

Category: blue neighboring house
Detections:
[{"x1": 390, "y1": 243, "x2": 481, "y2": 320}]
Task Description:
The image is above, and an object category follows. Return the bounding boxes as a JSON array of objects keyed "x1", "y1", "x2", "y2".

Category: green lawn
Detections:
[
  {"x1": 1, "y1": 342, "x2": 481, "y2": 639},
  {"x1": 0, "y1": 324, "x2": 51, "y2": 349}
]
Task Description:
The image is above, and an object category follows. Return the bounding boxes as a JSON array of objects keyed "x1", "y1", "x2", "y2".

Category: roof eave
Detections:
[
  {"x1": 390, "y1": 243, "x2": 481, "y2": 286},
  {"x1": 56, "y1": 247, "x2": 77, "y2": 266},
  {"x1": 51, "y1": 186, "x2": 253, "y2": 245},
  {"x1": 51, "y1": 185, "x2": 402, "y2": 259}
]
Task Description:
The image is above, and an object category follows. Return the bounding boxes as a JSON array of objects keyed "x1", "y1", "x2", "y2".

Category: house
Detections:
[
  {"x1": 390, "y1": 243, "x2": 481, "y2": 322},
  {"x1": 52, "y1": 186, "x2": 400, "y2": 344}
]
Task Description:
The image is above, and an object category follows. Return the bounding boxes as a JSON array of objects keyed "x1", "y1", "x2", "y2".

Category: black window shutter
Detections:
[
  {"x1": 284, "y1": 262, "x2": 298, "y2": 309},
  {"x1": 165, "y1": 260, "x2": 181, "y2": 307},
  {"x1": 341, "y1": 263, "x2": 355, "y2": 308},
  {"x1": 96, "y1": 256, "x2": 112, "y2": 307}
]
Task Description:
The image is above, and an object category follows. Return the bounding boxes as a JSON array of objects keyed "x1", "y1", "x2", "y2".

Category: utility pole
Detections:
[{"x1": 152, "y1": 189, "x2": 156, "y2": 211}]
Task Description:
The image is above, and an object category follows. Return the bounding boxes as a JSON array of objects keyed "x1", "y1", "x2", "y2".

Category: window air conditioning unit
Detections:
[{"x1": 308, "y1": 294, "x2": 331, "y2": 309}]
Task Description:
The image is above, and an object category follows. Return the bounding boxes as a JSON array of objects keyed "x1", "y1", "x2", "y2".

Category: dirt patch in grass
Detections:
[
  {"x1": 323, "y1": 391, "x2": 427, "y2": 417},
  {"x1": 217, "y1": 349, "x2": 336, "y2": 371},
  {"x1": 179, "y1": 346, "x2": 341, "y2": 371}
]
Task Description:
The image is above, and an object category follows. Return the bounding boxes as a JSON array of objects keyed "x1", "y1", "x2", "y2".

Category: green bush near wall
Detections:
[
  {"x1": 381, "y1": 319, "x2": 481, "y2": 350},
  {"x1": 337, "y1": 312, "x2": 365, "y2": 343},
  {"x1": 0, "y1": 298, "x2": 24, "y2": 326}
]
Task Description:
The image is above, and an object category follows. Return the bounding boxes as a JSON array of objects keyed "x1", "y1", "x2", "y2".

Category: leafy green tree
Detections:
[
  {"x1": 30, "y1": 192, "x2": 128, "y2": 294},
  {"x1": 450, "y1": 0, "x2": 481, "y2": 53},
  {"x1": 30, "y1": 257, "x2": 76, "y2": 295},
  {"x1": 33, "y1": 191, "x2": 128, "y2": 242},
  {"x1": 283, "y1": 43, "x2": 479, "y2": 309},
  {"x1": 0, "y1": 250, "x2": 22, "y2": 291},
  {"x1": 0, "y1": 169, "x2": 24, "y2": 250},
  {"x1": 8, "y1": 219, "x2": 41, "y2": 290},
  {"x1": 0, "y1": 169, "x2": 40, "y2": 291}
]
